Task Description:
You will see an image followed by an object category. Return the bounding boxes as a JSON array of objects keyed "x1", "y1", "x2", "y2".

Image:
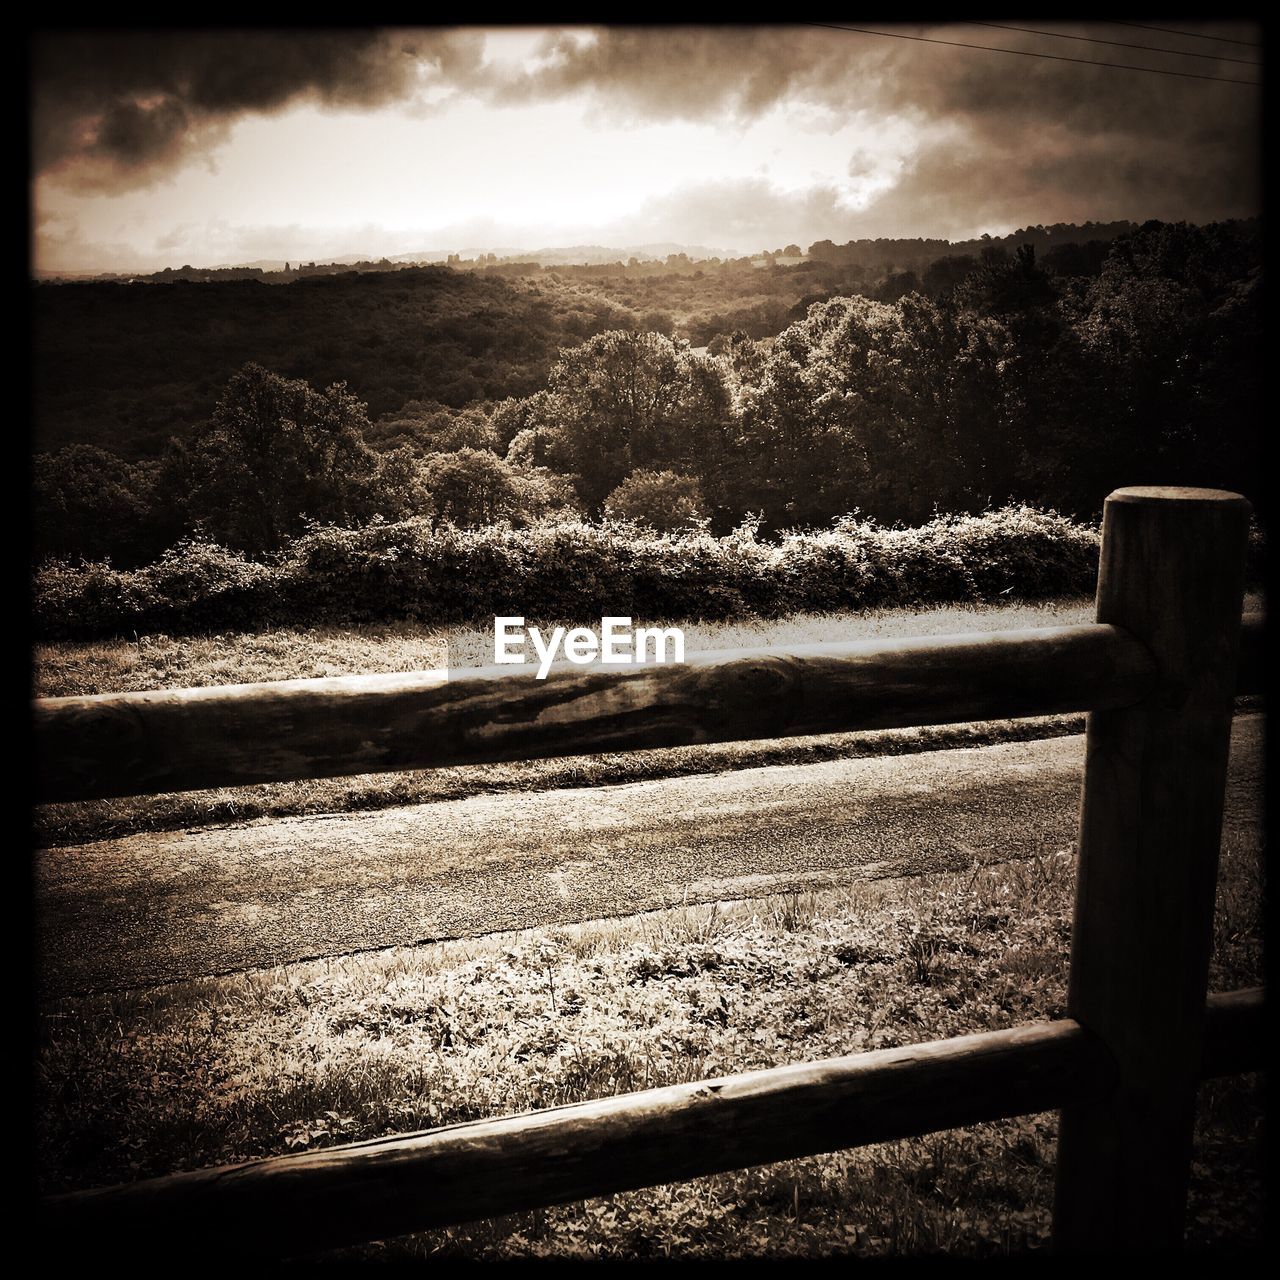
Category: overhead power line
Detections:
[
  {"x1": 961, "y1": 20, "x2": 1261, "y2": 67},
  {"x1": 803, "y1": 23, "x2": 1261, "y2": 86},
  {"x1": 1104, "y1": 21, "x2": 1262, "y2": 49}
]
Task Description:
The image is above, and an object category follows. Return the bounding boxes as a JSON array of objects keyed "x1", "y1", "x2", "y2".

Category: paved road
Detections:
[{"x1": 35, "y1": 716, "x2": 1263, "y2": 998}]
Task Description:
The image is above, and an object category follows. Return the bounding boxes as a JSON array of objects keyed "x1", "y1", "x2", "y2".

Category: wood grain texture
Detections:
[
  {"x1": 1053, "y1": 487, "x2": 1252, "y2": 1253},
  {"x1": 43, "y1": 1018, "x2": 1104, "y2": 1260},
  {"x1": 35, "y1": 623, "x2": 1159, "y2": 802}
]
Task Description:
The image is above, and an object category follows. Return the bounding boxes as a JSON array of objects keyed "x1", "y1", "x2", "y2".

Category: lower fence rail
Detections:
[{"x1": 42, "y1": 986, "x2": 1263, "y2": 1261}]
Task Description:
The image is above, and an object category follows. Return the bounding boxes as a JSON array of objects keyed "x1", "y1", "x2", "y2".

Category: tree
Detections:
[
  {"x1": 734, "y1": 295, "x2": 905, "y2": 524},
  {"x1": 530, "y1": 331, "x2": 737, "y2": 510},
  {"x1": 368, "y1": 403, "x2": 498, "y2": 455},
  {"x1": 1029, "y1": 221, "x2": 1265, "y2": 513},
  {"x1": 32, "y1": 445, "x2": 163, "y2": 564},
  {"x1": 489, "y1": 390, "x2": 554, "y2": 453},
  {"x1": 640, "y1": 308, "x2": 675, "y2": 335},
  {"x1": 603, "y1": 469, "x2": 708, "y2": 532},
  {"x1": 954, "y1": 244, "x2": 1056, "y2": 325},
  {"x1": 921, "y1": 254, "x2": 978, "y2": 297},
  {"x1": 892, "y1": 294, "x2": 1017, "y2": 518},
  {"x1": 186, "y1": 363, "x2": 388, "y2": 552},
  {"x1": 420, "y1": 447, "x2": 577, "y2": 527}
]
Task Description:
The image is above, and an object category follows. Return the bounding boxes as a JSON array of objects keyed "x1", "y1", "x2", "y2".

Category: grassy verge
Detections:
[
  {"x1": 34, "y1": 599, "x2": 1102, "y2": 697},
  {"x1": 35, "y1": 836, "x2": 1264, "y2": 1258}
]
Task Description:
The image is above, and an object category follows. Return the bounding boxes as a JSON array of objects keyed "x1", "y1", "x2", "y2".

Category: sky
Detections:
[{"x1": 30, "y1": 23, "x2": 1263, "y2": 275}]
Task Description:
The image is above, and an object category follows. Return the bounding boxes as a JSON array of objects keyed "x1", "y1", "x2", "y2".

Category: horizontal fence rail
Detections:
[
  {"x1": 33, "y1": 614, "x2": 1262, "y2": 804},
  {"x1": 41, "y1": 988, "x2": 1262, "y2": 1261}
]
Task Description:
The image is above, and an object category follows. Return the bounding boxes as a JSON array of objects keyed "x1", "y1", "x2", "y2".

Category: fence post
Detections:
[{"x1": 1052, "y1": 486, "x2": 1251, "y2": 1252}]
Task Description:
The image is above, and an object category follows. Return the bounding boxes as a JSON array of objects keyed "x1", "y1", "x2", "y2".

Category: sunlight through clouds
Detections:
[{"x1": 30, "y1": 23, "x2": 1260, "y2": 274}]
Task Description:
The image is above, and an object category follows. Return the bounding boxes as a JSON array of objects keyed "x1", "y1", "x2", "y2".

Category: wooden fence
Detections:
[{"x1": 35, "y1": 486, "x2": 1265, "y2": 1257}]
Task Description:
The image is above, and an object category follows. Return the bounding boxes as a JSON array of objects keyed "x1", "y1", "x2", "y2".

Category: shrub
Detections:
[
  {"x1": 419, "y1": 449, "x2": 570, "y2": 528},
  {"x1": 33, "y1": 507, "x2": 1107, "y2": 641},
  {"x1": 34, "y1": 543, "x2": 277, "y2": 640},
  {"x1": 603, "y1": 470, "x2": 708, "y2": 533}
]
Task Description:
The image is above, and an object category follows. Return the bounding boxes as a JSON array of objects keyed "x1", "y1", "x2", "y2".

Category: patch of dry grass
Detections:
[
  {"x1": 35, "y1": 837, "x2": 1264, "y2": 1258},
  {"x1": 31, "y1": 623, "x2": 451, "y2": 699},
  {"x1": 33, "y1": 599, "x2": 1108, "y2": 699}
]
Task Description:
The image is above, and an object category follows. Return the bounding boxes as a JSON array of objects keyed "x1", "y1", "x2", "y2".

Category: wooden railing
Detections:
[{"x1": 35, "y1": 487, "x2": 1265, "y2": 1257}]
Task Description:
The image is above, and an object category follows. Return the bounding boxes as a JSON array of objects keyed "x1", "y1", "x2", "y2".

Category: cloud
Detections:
[
  {"x1": 30, "y1": 23, "x2": 1261, "y2": 262},
  {"x1": 35, "y1": 187, "x2": 828, "y2": 276},
  {"x1": 495, "y1": 23, "x2": 1259, "y2": 139},
  {"x1": 494, "y1": 22, "x2": 1261, "y2": 229},
  {"x1": 31, "y1": 28, "x2": 488, "y2": 192},
  {"x1": 34, "y1": 135, "x2": 1261, "y2": 277},
  {"x1": 845, "y1": 125, "x2": 1261, "y2": 241},
  {"x1": 599, "y1": 178, "x2": 851, "y2": 254}
]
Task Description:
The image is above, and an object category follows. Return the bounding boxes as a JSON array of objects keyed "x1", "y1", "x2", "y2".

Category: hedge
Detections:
[{"x1": 34, "y1": 505, "x2": 1220, "y2": 642}]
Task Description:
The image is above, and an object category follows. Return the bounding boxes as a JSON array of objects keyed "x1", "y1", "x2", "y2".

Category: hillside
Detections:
[
  {"x1": 31, "y1": 222, "x2": 1181, "y2": 460},
  {"x1": 31, "y1": 267, "x2": 640, "y2": 458}
]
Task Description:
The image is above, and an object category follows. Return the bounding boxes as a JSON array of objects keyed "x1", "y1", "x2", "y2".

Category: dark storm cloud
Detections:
[
  {"x1": 503, "y1": 23, "x2": 1261, "y2": 228},
  {"x1": 31, "y1": 23, "x2": 1261, "y2": 230},
  {"x1": 503, "y1": 23, "x2": 1258, "y2": 138},
  {"x1": 847, "y1": 134, "x2": 1252, "y2": 241},
  {"x1": 497, "y1": 27, "x2": 848, "y2": 120},
  {"x1": 31, "y1": 28, "x2": 486, "y2": 191}
]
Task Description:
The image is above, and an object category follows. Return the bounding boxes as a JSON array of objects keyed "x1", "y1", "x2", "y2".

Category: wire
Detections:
[
  {"x1": 1104, "y1": 21, "x2": 1262, "y2": 49},
  {"x1": 961, "y1": 20, "x2": 1261, "y2": 67},
  {"x1": 803, "y1": 23, "x2": 1261, "y2": 86}
]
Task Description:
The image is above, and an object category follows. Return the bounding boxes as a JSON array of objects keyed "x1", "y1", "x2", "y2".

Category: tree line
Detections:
[
  {"x1": 32, "y1": 220, "x2": 1262, "y2": 565},
  {"x1": 34, "y1": 221, "x2": 1201, "y2": 463}
]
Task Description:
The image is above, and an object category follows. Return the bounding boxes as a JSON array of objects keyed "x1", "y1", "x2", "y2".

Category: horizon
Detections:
[
  {"x1": 31, "y1": 23, "x2": 1261, "y2": 277},
  {"x1": 33, "y1": 219, "x2": 1188, "y2": 281}
]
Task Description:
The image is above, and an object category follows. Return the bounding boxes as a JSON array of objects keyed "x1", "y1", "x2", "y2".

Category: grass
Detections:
[
  {"x1": 34, "y1": 599, "x2": 1106, "y2": 848},
  {"x1": 35, "y1": 599, "x2": 1103, "y2": 697},
  {"x1": 35, "y1": 837, "x2": 1265, "y2": 1259}
]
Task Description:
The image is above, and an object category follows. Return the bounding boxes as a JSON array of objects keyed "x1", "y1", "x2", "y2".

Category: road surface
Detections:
[{"x1": 35, "y1": 715, "x2": 1263, "y2": 998}]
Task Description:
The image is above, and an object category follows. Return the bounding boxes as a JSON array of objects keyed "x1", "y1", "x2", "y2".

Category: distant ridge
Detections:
[
  {"x1": 38, "y1": 242, "x2": 747, "y2": 281},
  {"x1": 386, "y1": 243, "x2": 741, "y2": 267},
  {"x1": 36, "y1": 221, "x2": 1259, "y2": 285}
]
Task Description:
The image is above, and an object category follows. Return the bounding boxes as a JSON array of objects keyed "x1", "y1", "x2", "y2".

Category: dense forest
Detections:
[
  {"x1": 32, "y1": 268, "x2": 642, "y2": 458},
  {"x1": 32, "y1": 219, "x2": 1263, "y2": 569}
]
